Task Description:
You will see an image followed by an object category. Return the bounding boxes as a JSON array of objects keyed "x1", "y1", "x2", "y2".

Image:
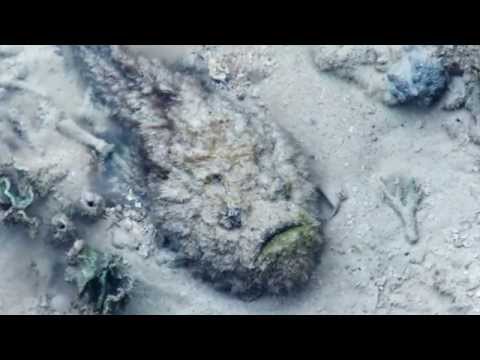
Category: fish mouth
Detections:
[
  {"x1": 259, "y1": 222, "x2": 303, "y2": 252},
  {"x1": 256, "y1": 217, "x2": 318, "y2": 262}
]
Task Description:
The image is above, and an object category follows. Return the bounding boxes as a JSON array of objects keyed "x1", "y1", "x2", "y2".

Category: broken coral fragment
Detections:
[
  {"x1": 0, "y1": 167, "x2": 34, "y2": 210},
  {"x1": 49, "y1": 213, "x2": 76, "y2": 247},
  {"x1": 76, "y1": 191, "x2": 106, "y2": 220},
  {"x1": 381, "y1": 176, "x2": 424, "y2": 244},
  {"x1": 56, "y1": 116, "x2": 114, "y2": 160}
]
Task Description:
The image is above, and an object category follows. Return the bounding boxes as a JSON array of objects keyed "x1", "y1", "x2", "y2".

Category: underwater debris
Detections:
[
  {"x1": 311, "y1": 45, "x2": 381, "y2": 81},
  {"x1": 0, "y1": 176, "x2": 34, "y2": 210},
  {"x1": 0, "y1": 163, "x2": 66, "y2": 210},
  {"x1": 435, "y1": 45, "x2": 480, "y2": 78},
  {"x1": 381, "y1": 176, "x2": 424, "y2": 244},
  {"x1": 0, "y1": 163, "x2": 39, "y2": 237},
  {"x1": 2, "y1": 209, "x2": 40, "y2": 239},
  {"x1": 0, "y1": 165, "x2": 34, "y2": 211},
  {"x1": 56, "y1": 116, "x2": 114, "y2": 160},
  {"x1": 49, "y1": 213, "x2": 76, "y2": 247},
  {"x1": 65, "y1": 240, "x2": 133, "y2": 315},
  {"x1": 76, "y1": 191, "x2": 106, "y2": 220},
  {"x1": 28, "y1": 165, "x2": 68, "y2": 199},
  {"x1": 0, "y1": 160, "x2": 132, "y2": 314},
  {"x1": 385, "y1": 49, "x2": 448, "y2": 107}
]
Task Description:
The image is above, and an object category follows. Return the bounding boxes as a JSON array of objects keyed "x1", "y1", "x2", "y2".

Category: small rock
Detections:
[{"x1": 385, "y1": 48, "x2": 448, "y2": 107}]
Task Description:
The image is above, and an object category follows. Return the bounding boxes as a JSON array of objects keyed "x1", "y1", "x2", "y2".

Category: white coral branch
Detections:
[{"x1": 380, "y1": 176, "x2": 424, "y2": 244}]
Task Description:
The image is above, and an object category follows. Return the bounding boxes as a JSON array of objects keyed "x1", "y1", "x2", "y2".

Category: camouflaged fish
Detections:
[{"x1": 69, "y1": 45, "x2": 324, "y2": 298}]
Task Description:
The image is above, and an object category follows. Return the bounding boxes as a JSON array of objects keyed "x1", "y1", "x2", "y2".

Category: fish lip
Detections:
[{"x1": 256, "y1": 221, "x2": 304, "y2": 258}]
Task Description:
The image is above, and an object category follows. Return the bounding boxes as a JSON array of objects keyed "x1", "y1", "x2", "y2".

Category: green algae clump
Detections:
[{"x1": 65, "y1": 244, "x2": 133, "y2": 314}]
